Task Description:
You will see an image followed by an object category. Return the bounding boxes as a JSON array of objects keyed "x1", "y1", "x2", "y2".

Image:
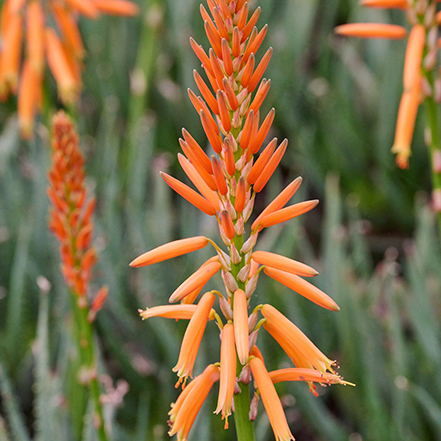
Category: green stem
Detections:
[
  {"x1": 72, "y1": 294, "x2": 109, "y2": 441},
  {"x1": 423, "y1": 82, "x2": 441, "y2": 237},
  {"x1": 233, "y1": 383, "x2": 256, "y2": 441}
]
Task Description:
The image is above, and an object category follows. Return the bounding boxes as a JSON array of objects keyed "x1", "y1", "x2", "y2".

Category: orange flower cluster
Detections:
[
  {"x1": 335, "y1": 0, "x2": 441, "y2": 168},
  {"x1": 48, "y1": 111, "x2": 106, "y2": 316},
  {"x1": 133, "y1": 1, "x2": 351, "y2": 440},
  {"x1": 0, "y1": 0, "x2": 138, "y2": 138}
]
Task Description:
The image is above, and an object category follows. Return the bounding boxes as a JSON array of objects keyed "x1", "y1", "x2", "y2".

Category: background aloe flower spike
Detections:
[
  {"x1": 132, "y1": 1, "x2": 352, "y2": 440},
  {"x1": 335, "y1": 0, "x2": 441, "y2": 235}
]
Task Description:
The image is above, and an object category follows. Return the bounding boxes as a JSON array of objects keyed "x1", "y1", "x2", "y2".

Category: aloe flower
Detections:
[{"x1": 133, "y1": 1, "x2": 351, "y2": 440}]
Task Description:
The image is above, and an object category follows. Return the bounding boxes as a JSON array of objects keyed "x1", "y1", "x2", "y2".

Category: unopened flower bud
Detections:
[
  {"x1": 241, "y1": 233, "x2": 258, "y2": 254},
  {"x1": 248, "y1": 311, "x2": 258, "y2": 333},
  {"x1": 243, "y1": 195, "x2": 255, "y2": 222},
  {"x1": 245, "y1": 272, "x2": 259, "y2": 298},
  {"x1": 249, "y1": 393, "x2": 260, "y2": 421},
  {"x1": 219, "y1": 295, "x2": 233, "y2": 319},
  {"x1": 237, "y1": 264, "x2": 251, "y2": 282},
  {"x1": 230, "y1": 244, "x2": 242, "y2": 264},
  {"x1": 249, "y1": 330, "x2": 258, "y2": 351},
  {"x1": 222, "y1": 270, "x2": 239, "y2": 292},
  {"x1": 235, "y1": 217, "x2": 245, "y2": 236},
  {"x1": 238, "y1": 365, "x2": 251, "y2": 384}
]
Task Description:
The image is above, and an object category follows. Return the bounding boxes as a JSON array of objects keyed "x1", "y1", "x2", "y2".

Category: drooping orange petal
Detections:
[
  {"x1": 222, "y1": 78, "x2": 239, "y2": 110},
  {"x1": 45, "y1": 28, "x2": 78, "y2": 103},
  {"x1": 169, "y1": 364, "x2": 220, "y2": 440},
  {"x1": 241, "y1": 53, "x2": 255, "y2": 88},
  {"x1": 233, "y1": 289, "x2": 249, "y2": 365},
  {"x1": 235, "y1": 177, "x2": 247, "y2": 213},
  {"x1": 252, "y1": 250, "x2": 318, "y2": 277},
  {"x1": 240, "y1": 109, "x2": 255, "y2": 150},
  {"x1": 139, "y1": 304, "x2": 198, "y2": 320},
  {"x1": 169, "y1": 258, "x2": 221, "y2": 303},
  {"x1": 248, "y1": 78, "x2": 271, "y2": 115},
  {"x1": 215, "y1": 323, "x2": 236, "y2": 426},
  {"x1": 51, "y1": 2, "x2": 85, "y2": 58},
  {"x1": 178, "y1": 154, "x2": 220, "y2": 210},
  {"x1": 257, "y1": 199, "x2": 319, "y2": 229},
  {"x1": 220, "y1": 210, "x2": 235, "y2": 240},
  {"x1": 252, "y1": 177, "x2": 302, "y2": 230},
  {"x1": 190, "y1": 37, "x2": 214, "y2": 77},
  {"x1": 18, "y1": 61, "x2": 38, "y2": 139},
  {"x1": 173, "y1": 292, "x2": 216, "y2": 379},
  {"x1": 403, "y1": 25, "x2": 425, "y2": 92},
  {"x1": 335, "y1": 23, "x2": 407, "y2": 39},
  {"x1": 391, "y1": 78, "x2": 421, "y2": 169},
  {"x1": 242, "y1": 24, "x2": 268, "y2": 66},
  {"x1": 161, "y1": 172, "x2": 217, "y2": 216},
  {"x1": 249, "y1": 357, "x2": 295, "y2": 441},
  {"x1": 262, "y1": 304, "x2": 336, "y2": 373},
  {"x1": 221, "y1": 38, "x2": 233, "y2": 75},
  {"x1": 253, "y1": 139, "x2": 288, "y2": 193},
  {"x1": 264, "y1": 267, "x2": 340, "y2": 311},
  {"x1": 130, "y1": 236, "x2": 209, "y2": 267},
  {"x1": 217, "y1": 90, "x2": 231, "y2": 132},
  {"x1": 26, "y1": 1, "x2": 45, "y2": 73},
  {"x1": 1, "y1": 12, "x2": 22, "y2": 93},
  {"x1": 201, "y1": 109, "x2": 223, "y2": 153}
]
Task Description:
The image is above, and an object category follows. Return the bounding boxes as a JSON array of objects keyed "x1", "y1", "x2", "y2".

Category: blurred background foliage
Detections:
[{"x1": 1, "y1": 0, "x2": 441, "y2": 440}]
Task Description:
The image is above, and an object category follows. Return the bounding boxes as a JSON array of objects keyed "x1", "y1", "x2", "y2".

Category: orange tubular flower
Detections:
[
  {"x1": 173, "y1": 292, "x2": 216, "y2": 381},
  {"x1": 250, "y1": 357, "x2": 294, "y2": 441},
  {"x1": 262, "y1": 305, "x2": 336, "y2": 374},
  {"x1": 0, "y1": 0, "x2": 138, "y2": 137},
  {"x1": 169, "y1": 364, "x2": 220, "y2": 441},
  {"x1": 132, "y1": 1, "x2": 349, "y2": 440},
  {"x1": 215, "y1": 323, "x2": 236, "y2": 426}
]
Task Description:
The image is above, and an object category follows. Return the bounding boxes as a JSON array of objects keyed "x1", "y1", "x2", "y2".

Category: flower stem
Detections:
[
  {"x1": 233, "y1": 383, "x2": 256, "y2": 441},
  {"x1": 422, "y1": 64, "x2": 441, "y2": 240},
  {"x1": 72, "y1": 293, "x2": 109, "y2": 441}
]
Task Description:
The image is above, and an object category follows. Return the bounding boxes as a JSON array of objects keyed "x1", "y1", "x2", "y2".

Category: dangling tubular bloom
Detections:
[{"x1": 133, "y1": 2, "x2": 352, "y2": 440}]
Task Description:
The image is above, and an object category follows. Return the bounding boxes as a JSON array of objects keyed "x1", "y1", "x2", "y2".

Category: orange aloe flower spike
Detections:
[
  {"x1": 161, "y1": 172, "x2": 218, "y2": 216},
  {"x1": 169, "y1": 364, "x2": 220, "y2": 441},
  {"x1": 252, "y1": 250, "x2": 319, "y2": 277},
  {"x1": 18, "y1": 61, "x2": 38, "y2": 139},
  {"x1": 257, "y1": 199, "x2": 319, "y2": 229},
  {"x1": 233, "y1": 288, "x2": 249, "y2": 365},
  {"x1": 335, "y1": 23, "x2": 407, "y2": 39},
  {"x1": 173, "y1": 292, "x2": 216, "y2": 379},
  {"x1": 261, "y1": 304, "x2": 336, "y2": 373},
  {"x1": 64, "y1": 0, "x2": 100, "y2": 19},
  {"x1": 178, "y1": 154, "x2": 220, "y2": 209},
  {"x1": 215, "y1": 323, "x2": 236, "y2": 427},
  {"x1": 269, "y1": 368, "x2": 352, "y2": 386},
  {"x1": 253, "y1": 139, "x2": 288, "y2": 193},
  {"x1": 264, "y1": 267, "x2": 340, "y2": 311},
  {"x1": 26, "y1": 1, "x2": 45, "y2": 73},
  {"x1": 247, "y1": 138, "x2": 277, "y2": 185},
  {"x1": 249, "y1": 357, "x2": 295, "y2": 441},
  {"x1": 403, "y1": 25, "x2": 425, "y2": 92},
  {"x1": 45, "y1": 28, "x2": 79, "y2": 103},
  {"x1": 252, "y1": 177, "x2": 302, "y2": 230},
  {"x1": 130, "y1": 236, "x2": 209, "y2": 268},
  {"x1": 169, "y1": 258, "x2": 221, "y2": 303},
  {"x1": 51, "y1": 2, "x2": 85, "y2": 59},
  {"x1": 139, "y1": 304, "x2": 198, "y2": 320}
]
